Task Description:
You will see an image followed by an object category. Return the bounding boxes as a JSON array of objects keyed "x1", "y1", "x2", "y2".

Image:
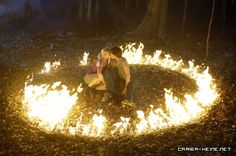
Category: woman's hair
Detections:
[
  {"x1": 97, "y1": 53, "x2": 102, "y2": 60},
  {"x1": 101, "y1": 47, "x2": 111, "y2": 53},
  {"x1": 110, "y1": 47, "x2": 122, "y2": 58},
  {"x1": 100, "y1": 47, "x2": 111, "y2": 59}
]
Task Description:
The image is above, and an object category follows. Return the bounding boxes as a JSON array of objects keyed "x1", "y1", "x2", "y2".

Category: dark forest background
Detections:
[{"x1": 0, "y1": 0, "x2": 236, "y2": 40}]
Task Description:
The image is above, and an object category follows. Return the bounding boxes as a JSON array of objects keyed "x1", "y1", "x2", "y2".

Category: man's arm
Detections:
[
  {"x1": 124, "y1": 66, "x2": 131, "y2": 87},
  {"x1": 122, "y1": 66, "x2": 131, "y2": 95}
]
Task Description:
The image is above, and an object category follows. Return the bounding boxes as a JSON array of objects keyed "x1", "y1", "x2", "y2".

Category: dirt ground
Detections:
[{"x1": 0, "y1": 32, "x2": 235, "y2": 155}]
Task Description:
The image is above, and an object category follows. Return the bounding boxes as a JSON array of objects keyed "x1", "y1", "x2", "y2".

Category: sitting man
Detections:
[{"x1": 101, "y1": 47, "x2": 135, "y2": 106}]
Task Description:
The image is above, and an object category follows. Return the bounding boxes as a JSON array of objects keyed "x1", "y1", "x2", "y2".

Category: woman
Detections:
[{"x1": 83, "y1": 48, "x2": 111, "y2": 89}]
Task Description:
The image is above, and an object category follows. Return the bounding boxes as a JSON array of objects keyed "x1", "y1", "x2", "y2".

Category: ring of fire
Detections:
[{"x1": 22, "y1": 43, "x2": 218, "y2": 137}]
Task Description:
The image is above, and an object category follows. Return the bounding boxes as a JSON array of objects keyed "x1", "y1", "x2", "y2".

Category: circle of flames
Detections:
[{"x1": 22, "y1": 43, "x2": 218, "y2": 137}]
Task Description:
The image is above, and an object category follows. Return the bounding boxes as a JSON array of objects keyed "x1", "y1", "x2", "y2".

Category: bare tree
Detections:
[
  {"x1": 87, "y1": 0, "x2": 92, "y2": 21},
  {"x1": 95, "y1": 0, "x2": 100, "y2": 37},
  {"x1": 78, "y1": 0, "x2": 84, "y2": 19},
  {"x1": 222, "y1": 0, "x2": 226, "y2": 23},
  {"x1": 182, "y1": 0, "x2": 187, "y2": 34},
  {"x1": 125, "y1": 0, "x2": 128, "y2": 9},
  {"x1": 222, "y1": 0, "x2": 227, "y2": 33},
  {"x1": 159, "y1": 0, "x2": 168, "y2": 38},
  {"x1": 206, "y1": 0, "x2": 215, "y2": 57}
]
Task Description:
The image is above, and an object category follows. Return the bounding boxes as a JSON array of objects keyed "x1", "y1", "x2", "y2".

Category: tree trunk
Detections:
[
  {"x1": 125, "y1": 0, "x2": 128, "y2": 9},
  {"x1": 222, "y1": 0, "x2": 226, "y2": 33},
  {"x1": 206, "y1": 0, "x2": 215, "y2": 57},
  {"x1": 95, "y1": 0, "x2": 100, "y2": 37},
  {"x1": 87, "y1": 0, "x2": 92, "y2": 21},
  {"x1": 158, "y1": 0, "x2": 168, "y2": 38},
  {"x1": 132, "y1": 0, "x2": 162, "y2": 39},
  {"x1": 78, "y1": 0, "x2": 84, "y2": 19},
  {"x1": 222, "y1": 0, "x2": 226, "y2": 23},
  {"x1": 182, "y1": 0, "x2": 187, "y2": 34}
]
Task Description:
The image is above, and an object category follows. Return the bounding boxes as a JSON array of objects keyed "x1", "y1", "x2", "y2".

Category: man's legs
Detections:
[
  {"x1": 102, "y1": 67, "x2": 124, "y2": 102},
  {"x1": 101, "y1": 67, "x2": 117, "y2": 102}
]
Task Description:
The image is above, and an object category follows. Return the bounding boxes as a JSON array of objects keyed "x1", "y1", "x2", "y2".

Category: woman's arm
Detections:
[{"x1": 97, "y1": 61, "x2": 106, "y2": 84}]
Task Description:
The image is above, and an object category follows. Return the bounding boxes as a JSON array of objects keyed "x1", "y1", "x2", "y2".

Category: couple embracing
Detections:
[{"x1": 84, "y1": 47, "x2": 135, "y2": 106}]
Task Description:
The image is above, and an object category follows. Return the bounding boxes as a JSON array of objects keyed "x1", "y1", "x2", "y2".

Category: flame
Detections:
[
  {"x1": 23, "y1": 79, "x2": 83, "y2": 131},
  {"x1": 111, "y1": 117, "x2": 130, "y2": 134},
  {"x1": 136, "y1": 111, "x2": 149, "y2": 133},
  {"x1": 80, "y1": 52, "x2": 89, "y2": 66},
  {"x1": 147, "y1": 106, "x2": 169, "y2": 130},
  {"x1": 92, "y1": 112, "x2": 107, "y2": 136},
  {"x1": 22, "y1": 42, "x2": 218, "y2": 136},
  {"x1": 68, "y1": 111, "x2": 107, "y2": 137},
  {"x1": 40, "y1": 61, "x2": 60, "y2": 74}
]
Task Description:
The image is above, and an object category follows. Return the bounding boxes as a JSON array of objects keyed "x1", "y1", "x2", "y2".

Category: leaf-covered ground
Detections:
[{"x1": 0, "y1": 32, "x2": 235, "y2": 155}]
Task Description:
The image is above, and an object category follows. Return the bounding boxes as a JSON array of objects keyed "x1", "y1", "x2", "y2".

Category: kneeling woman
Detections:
[{"x1": 83, "y1": 48, "x2": 111, "y2": 89}]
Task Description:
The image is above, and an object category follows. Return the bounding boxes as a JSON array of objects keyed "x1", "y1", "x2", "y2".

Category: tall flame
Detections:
[
  {"x1": 80, "y1": 52, "x2": 89, "y2": 66},
  {"x1": 40, "y1": 61, "x2": 60, "y2": 74}
]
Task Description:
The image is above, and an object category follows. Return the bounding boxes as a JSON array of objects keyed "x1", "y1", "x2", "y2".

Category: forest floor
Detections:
[{"x1": 0, "y1": 32, "x2": 235, "y2": 156}]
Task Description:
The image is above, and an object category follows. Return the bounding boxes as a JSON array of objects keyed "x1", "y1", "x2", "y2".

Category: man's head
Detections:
[
  {"x1": 110, "y1": 47, "x2": 122, "y2": 59},
  {"x1": 101, "y1": 47, "x2": 111, "y2": 60}
]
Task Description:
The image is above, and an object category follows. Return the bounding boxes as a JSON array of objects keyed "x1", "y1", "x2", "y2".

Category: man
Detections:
[{"x1": 102, "y1": 47, "x2": 135, "y2": 106}]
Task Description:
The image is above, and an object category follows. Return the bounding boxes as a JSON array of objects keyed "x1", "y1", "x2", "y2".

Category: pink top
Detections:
[{"x1": 87, "y1": 60, "x2": 108, "y2": 74}]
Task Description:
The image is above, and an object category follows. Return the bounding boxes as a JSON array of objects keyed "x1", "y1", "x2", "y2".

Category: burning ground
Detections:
[{"x1": 0, "y1": 32, "x2": 235, "y2": 155}]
